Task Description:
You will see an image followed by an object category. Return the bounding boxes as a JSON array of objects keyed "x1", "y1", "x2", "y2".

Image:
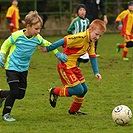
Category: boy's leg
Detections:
[
  {"x1": 69, "y1": 82, "x2": 88, "y2": 115},
  {"x1": 0, "y1": 89, "x2": 10, "y2": 107},
  {"x1": 2, "y1": 82, "x2": 18, "y2": 122},
  {"x1": 2, "y1": 70, "x2": 27, "y2": 122},
  {"x1": 122, "y1": 46, "x2": 129, "y2": 60},
  {"x1": 116, "y1": 43, "x2": 125, "y2": 52}
]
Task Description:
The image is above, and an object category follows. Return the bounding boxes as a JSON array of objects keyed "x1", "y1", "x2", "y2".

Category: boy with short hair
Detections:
[
  {"x1": 0, "y1": 11, "x2": 67, "y2": 122},
  {"x1": 67, "y1": 4, "x2": 90, "y2": 65},
  {"x1": 115, "y1": 1, "x2": 133, "y2": 60},
  {"x1": 39, "y1": 19, "x2": 106, "y2": 115}
]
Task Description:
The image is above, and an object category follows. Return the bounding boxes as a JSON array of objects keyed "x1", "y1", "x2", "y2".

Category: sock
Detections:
[
  {"x1": 122, "y1": 47, "x2": 128, "y2": 58},
  {"x1": 69, "y1": 96, "x2": 84, "y2": 113},
  {"x1": 119, "y1": 44, "x2": 125, "y2": 48},
  {"x1": 54, "y1": 87, "x2": 70, "y2": 97}
]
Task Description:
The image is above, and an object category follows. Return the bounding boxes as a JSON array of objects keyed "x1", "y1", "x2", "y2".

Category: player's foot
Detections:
[
  {"x1": 123, "y1": 57, "x2": 129, "y2": 61},
  {"x1": 68, "y1": 110, "x2": 87, "y2": 115},
  {"x1": 2, "y1": 113, "x2": 16, "y2": 122},
  {"x1": 48, "y1": 88, "x2": 58, "y2": 108},
  {"x1": 0, "y1": 89, "x2": 5, "y2": 107},
  {"x1": 116, "y1": 43, "x2": 120, "y2": 52}
]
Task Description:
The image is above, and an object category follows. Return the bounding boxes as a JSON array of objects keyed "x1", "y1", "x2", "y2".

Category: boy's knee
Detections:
[{"x1": 10, "y1": 91, "x2": 25, "y2": 99}]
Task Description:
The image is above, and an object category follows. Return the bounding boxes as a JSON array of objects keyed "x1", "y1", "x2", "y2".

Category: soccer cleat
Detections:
[
  {"x1": 123, "y1": 57, "x2": 129, "y2": 61},
  {"x1": 2, "y1": 113, "x2": 16, "y2": 122},
  {"x1": 48, "y1": 88, "x2": 58, "y2": 108},
  {"x1": 68, "y1": 110, "x2": 87, "y2": 115},
  {"x1": 116, "y1": 43, "x2": 120, "y2": 52}
]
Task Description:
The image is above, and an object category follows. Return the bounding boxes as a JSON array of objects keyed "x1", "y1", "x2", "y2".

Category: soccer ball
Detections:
[{"x1": 112, "y1": 105, "x2": 132, "y2": 125}]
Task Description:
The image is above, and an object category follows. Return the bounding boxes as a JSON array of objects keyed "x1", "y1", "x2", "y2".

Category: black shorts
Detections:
[{"x1": 6, "y1": 70, "x2": 28, "y2": 88}]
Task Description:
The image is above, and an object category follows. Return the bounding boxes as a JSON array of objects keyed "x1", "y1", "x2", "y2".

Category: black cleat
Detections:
[
  {"x1": 48, "y1": 88, "x2": 58, "y2": 108},
  {"x1": 68, "y1": 110, "x2": 87, "y2": 115}
]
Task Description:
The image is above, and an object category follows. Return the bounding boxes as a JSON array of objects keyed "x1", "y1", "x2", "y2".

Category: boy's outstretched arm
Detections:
[
  {"x1": 90, "y1": 56, "x2": 102, "y2": 81},
  {"x1": 39, "y1": 38, "x2": 64, "y2": 52},
  {"x1": 39, "y1": 38, "x2": 67, "y2": 62}
]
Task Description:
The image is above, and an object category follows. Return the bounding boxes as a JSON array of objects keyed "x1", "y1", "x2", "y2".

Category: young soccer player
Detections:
[
  {"x1": 67, "y1": 4, "x2": 90, "y2": 66},
  {"x1": 115, "y1": 1, "x2": 133, "y2": 60},
  {"x1": 6, "y1": 0, "x2": 25, "y2": 33},
  {"x1": 39, "y1": 19, "x2": 106, "y2": 115},
  {"x1": 0, "y1": 11, "x2": 67, "y2": 122}
]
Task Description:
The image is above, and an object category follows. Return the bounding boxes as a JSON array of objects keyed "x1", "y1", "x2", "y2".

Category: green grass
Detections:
[{"x1": 0, "y1": 34, "x2": 132, "y2": 133}]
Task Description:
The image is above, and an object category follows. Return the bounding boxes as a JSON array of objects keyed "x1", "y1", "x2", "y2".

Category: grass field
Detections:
[{"x1": 0, "y1": 33, "x2": 132, "y2": 133}]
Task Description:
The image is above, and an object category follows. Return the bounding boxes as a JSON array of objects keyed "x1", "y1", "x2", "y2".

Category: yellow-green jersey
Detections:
[{"x1": 0, "y1": 29, "x2": 58, "y2": 72}]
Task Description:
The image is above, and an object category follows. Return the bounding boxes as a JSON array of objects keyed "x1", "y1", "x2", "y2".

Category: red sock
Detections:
[
  {"x1": 122, "y1": 51, "x2": 127, "y2": 58},
  {"x1": 54, "y1": 87, "x2": 70, "y2": 97},
  {"x1": 69, "y1": 96, "x2": 84, "y2": 113},
  {"x1": 69, "y1": 102, "x2": 82, "y2": 113},
  {"x1": 119, "y1": 44, "x2": 125, "y2": 48}
]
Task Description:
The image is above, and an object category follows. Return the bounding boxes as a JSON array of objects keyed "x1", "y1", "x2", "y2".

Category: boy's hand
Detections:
[
  {"x1": 118, "y1": 24, "x2": 123, "y2": 31},
  {"x1": 38, "y1": 46, "x2": 47, "y2": 52},
  {"x1": 55, "y1": 52, "x2": 68, "y2": 62},
  {"x1": 95, "y1": 73, "x2": 102, "y2": 81},
  {"x1": 0, "y1": 54, "x2": 5, "y2": 68}
]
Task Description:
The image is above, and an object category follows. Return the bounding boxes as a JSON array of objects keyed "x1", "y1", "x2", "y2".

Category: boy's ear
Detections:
[
  {"x1": 89, "y1": 27, "x2": 92, "y2": 32},
  {"x1": 26, "y1": 24, "x2": 31, "y2": 28}
]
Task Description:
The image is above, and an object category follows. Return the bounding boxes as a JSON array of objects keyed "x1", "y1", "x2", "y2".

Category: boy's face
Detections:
[
  {"x1": 78, "y1": 8, "x2": 86, "y2": 18},
  {"x1": 128, "y1": 5, "x2": 133, "y2": 12},
  {"x1": 89, "y1": 28, "x2": 104, "y2": 42},
  {"x1": 26, "y1": 22, "x2": 42, "y2": 36},
  {"x1": 12, "y1": 0, "x2": 18, "y2": 6}
]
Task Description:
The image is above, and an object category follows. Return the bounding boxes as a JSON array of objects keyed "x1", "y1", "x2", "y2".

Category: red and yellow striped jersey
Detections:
[
  {"x1": 6, "y1": 5, "x2": 20, "y2": 29},
  {"x1": 115, "y1": 9, "x2": 133, "y2": 37},
  {"x1": 63, "y1": 30, "x2": 95, "y2": 69}
]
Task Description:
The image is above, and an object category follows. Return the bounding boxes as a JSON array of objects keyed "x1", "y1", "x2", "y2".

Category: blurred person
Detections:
[
  {"x1": 6, "y1": 0, "x2": 25, "y2": 34},
  {"x1": 115, "y1": 1, "x2": 133, "y2": 61},
  {"x1": 37, "y1": 0, "x2": 48, "y2": 28},
  {"x1": 0, "y1": 11, "x2": 67, "y2": 122},
  {"x1": 81, "y1": 0, "x2": 108, "y2": 57},
  {"x1": 67, "y1": 4, "x2": 90, "y2": 66},
  {"x1": 38, "y1": 19, "x2": 106, "y2": 115}
]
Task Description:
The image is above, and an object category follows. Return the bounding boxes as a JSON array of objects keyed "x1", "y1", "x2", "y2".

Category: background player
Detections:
[
  {"x1": 6, "y1": 0, "x2": 25, "y2": 34},
  {"x1": 67, "y1": 4, "x2": 90, "y2": 66},
  {"x1": 115, "y1": 1, "x2": 133, "y2": 60}
]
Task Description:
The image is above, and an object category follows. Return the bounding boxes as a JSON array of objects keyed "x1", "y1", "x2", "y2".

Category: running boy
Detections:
[
  {"x1": 39, "y1": 19, "x2": 106, "y2": 115},
  {"x1": 67, "y1": 4, "x2": 90, "y2": 66},
  {"x1": 115, "y1": 1, "x2": 133, "y2": 60},
  {"x1": 0, "y1": 11, "x2": 67, "y2": 122}
]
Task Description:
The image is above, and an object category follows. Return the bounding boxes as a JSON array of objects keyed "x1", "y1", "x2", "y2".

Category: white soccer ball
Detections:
[{"x1": 112, "y1": 105, "x2": 132, "y2": 125}]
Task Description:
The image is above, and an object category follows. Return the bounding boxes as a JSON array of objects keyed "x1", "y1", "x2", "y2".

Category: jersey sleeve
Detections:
[
  {"x1": 40, "y1": 38, "x2": 58, "y2": 54},
  {"x1": 0, "y1": 37, "x2": 12, "y2": 54},
  {"x1": 6, "y1": 7, "x2": 13, "y2": 18},
  {"x1": 67, "y1": 19, "x2": 76, "y2": 34},
  {"x1": 115, "y1": 10, "x2": 127, "y2": 23}
]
